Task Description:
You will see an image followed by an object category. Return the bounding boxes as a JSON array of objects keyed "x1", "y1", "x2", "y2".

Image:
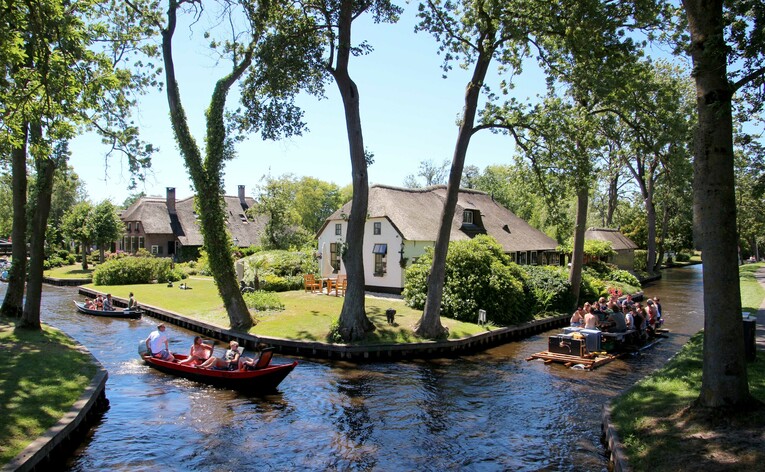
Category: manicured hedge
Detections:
[{"x1": 93, "y1": 256, "x2": 184, "y2": 285}]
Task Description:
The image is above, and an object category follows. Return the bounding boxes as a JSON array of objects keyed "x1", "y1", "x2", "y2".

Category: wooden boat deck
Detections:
[{"x1": 526, "y1": 351, "x2": 620, "y2": 370}]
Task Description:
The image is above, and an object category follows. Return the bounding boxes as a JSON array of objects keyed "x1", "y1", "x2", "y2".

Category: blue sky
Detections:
[{"x1": 69, "y1": 6, "x2": 561, "y2": 204}]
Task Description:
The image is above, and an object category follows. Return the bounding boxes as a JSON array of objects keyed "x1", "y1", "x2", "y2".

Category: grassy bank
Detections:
[
  {"x1": 44, "y1": 264, "x2": 94, "y2": 279},
  {"x1": 82, "y1": 278, "x2": 495, "y2": 344},
  {"x1": 610, "y1": 263, "x2": 765, "y2": 471},
  {"x1": 0, "y1": 316, "x2": 97, "y2": 465}
]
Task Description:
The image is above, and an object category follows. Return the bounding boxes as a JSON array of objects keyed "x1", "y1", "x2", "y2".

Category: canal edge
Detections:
[
  {"x1": 601, "y1": 404, "x2": 631, "y2": 472},
  {"x1": 2, "y1": 330, "x2": 108, "y2": 472}
]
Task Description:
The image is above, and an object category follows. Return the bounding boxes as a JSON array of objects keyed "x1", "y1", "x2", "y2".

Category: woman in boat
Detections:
[
  {"x1": 569, "y1": 308, "x2": 584, "y2": 327},
  {"x1": 95, "y1": 295, "x2": 104, "y2": 310},
  {"x1": 178, "y1": 336, "x2": 213, "y2": 366},
  {"x1": 583, "y1": 305, "x2": 598, "y2": 330},
  {"x1": 197, "y1": 340, "x2": 241, "y2": 370}
]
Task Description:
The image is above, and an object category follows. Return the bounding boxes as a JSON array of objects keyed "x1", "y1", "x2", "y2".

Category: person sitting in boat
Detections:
[
  {"x1": 621, "y1": 293, "x2": 635, "y2": 309},
  {"x1": 127, "y1": 292, "x2": 138, "y2": 310},
  {"x1": 569, "y1": 308, "x2": 584, "y2": 327},
  {"x1": 645, "y1": 300, "x2": 658, "y2": 335},
  {"x1": 145, "y1": 323, "x2": 175, "y2": 362},
  {"x1": 623, "y1": 305, "x2": 634, "y2": 330},
  {"x1": 103, "y1": 294, "x2": 115, "y2": 311},
  {"x1": 178, "y1": 336, "x2": 213, "y2": 366},
  {"x1": 238, "y1": 343, "x2": 269, "y2": 370},
  {"x1": 601, "y1": 309, "x2": 628, "y2": 333},
  {"x1": 197, "y1": 340, "x2": 241, "y2": 370},
  {"x1": 95, "y1": 295, "x2": 104, "y2": 310},
  {"x1": 583, "y1": 307, "x2": 599, "y2": 330},
  {"x1": 84, "y1": 298, "x2": 95, "y2": 309},
  {"x1": 652, "y1": 297, "x2": 662, "y2": 320}
]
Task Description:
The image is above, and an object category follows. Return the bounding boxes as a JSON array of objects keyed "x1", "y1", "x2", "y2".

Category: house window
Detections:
[
  {"x1": 135, "y1": 222, "x2": 140, "y2": 233},
  {"x1": 518, "y1": 251, "x2": 527, "y2": 265},
  {"x1": 373, "y1": 244, "x2": 387, "y2": 276},
  {"x1": 138, "y1": 237, "x2": 145, "y2": 250},
  {"x1": 374, "y1": 253, "x2": 387, "y2": 276},
  {"x1": 151, "y1": 245, "x2": 159, "y2": 255},
  {"x1": 239, "y1": 214, "x2": 248, "y2": 223},
  {"x1": 373, "y1": 222, "x2": 381, "y2": 235},
  {"x1": 131, "y1": 236, "x2": 137, "y2": 252},
  {"x1": 330, "y1": 243, "x2": 341, "y2": 271},
  {"x1": 335, "y1": 223, "x2": 342, "y2": 236},
  {"x1": 127, "y1": 222, "x2": 132, "y2": 233},
  {"x1": 531, "y1": 251, "x2": 538, "y2": 265},
  {"x1": 463, "y1": 210, "x2": 474, "y2": 224}
]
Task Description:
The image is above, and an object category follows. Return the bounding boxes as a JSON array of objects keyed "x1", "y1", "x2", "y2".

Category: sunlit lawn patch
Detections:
[
  {"x1": 83, "y1": 277, "x2": 496, "y2": 344},
  {"x1": 44, "y1": 264, "x2": 94, "y2": 279}
]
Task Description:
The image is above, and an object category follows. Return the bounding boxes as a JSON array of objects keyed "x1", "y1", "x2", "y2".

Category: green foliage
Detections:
[
  {"x1": 91, "y1": 200, "x2": 124, "y2": 251},
  {"x1": 634, "y1": 249, "x2": 648, "y2": 272},
  {"x1": 521, "y1": 265, "x2": 574, "y2": 313},
  {"x1": 242, "y1": 291, "x2": 285, "y2": 311},
  {"x1": 196, "y1": 250, "x2": 212, "y2": 276},
  {"x1": 674, "y1": 252, "x2": 690, "y2": 262},
  {"x1": 559, "y1": 239, "x2": 616, "y2": 258},
  {"x1": 93, "y1": 255, "x2": 177, "y2": 285},
  {"x1": 326, "y1": 318, "x2": 343, "y2": 343},
  {"x1": 404, "y1": 236, "x2": 530, "y2": 325},
  {"x1": 580, "y1": 269, "x2": 608, "y2": 301},
  {"x1": 240, "y1": 249, "x2": 318, "y2": 291}
]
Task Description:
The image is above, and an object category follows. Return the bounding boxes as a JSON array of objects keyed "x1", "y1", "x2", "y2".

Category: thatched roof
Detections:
[
  {"x1": 585, "y1": 227, "x2": 638, "y2": 251},
  {"x1": 121, "y1": 193, "x2": 266, "y2": 247},
  {"x1": 323, "y1": 185, "x2": 558, "y2": 252}
]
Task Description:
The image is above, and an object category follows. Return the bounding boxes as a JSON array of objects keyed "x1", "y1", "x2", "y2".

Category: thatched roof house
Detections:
[
  {"x1": 118, "y1": 186, "x2": 265, "y2": 260},
  {"x1": 584, "y1": 227, "x2": 638, "y2": 270},
  {"x1": 316, "y1": 185, "x2": 561, "y2": 293}
]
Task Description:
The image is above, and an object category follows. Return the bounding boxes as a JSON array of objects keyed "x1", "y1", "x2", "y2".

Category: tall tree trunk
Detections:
[
  {"x1": 159, "y1": 0, "x2": 252, "y2": 331},
  {"x1": 21, "y1": 130, "x2": 57, "y2": 330},
  {"x1": 1, "y1": 124, "x2": 29, "y2": 318},
  {"x1": 333, "y1": 0, "x2": 374, "y2": 341},
  {"x1": 644, "y1": 189, "x2": 658, "y2": 275},
  {"x1": 416, "y1": 47, "x2": 493, "y2": 339},
  {"x1": 606, "y1": 175, "x2": 618, "y2": 227},
  {"x1": 656, "y1": 202, "x2": 669, "y2": 268},
  {"x1": 683, "y1": 0, "x2": 753, "y2": 409},
  {"x1": 568, "y1": 184, "x2": 589, "y2": 309},
  {"x1": 81, "y1": 241, "x2": 89, "y2": 270}
]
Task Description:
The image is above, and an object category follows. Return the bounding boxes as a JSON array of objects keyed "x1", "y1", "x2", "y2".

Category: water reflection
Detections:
[{"x1": 0, "y1": 265, "x2": 705, "y2": 471}]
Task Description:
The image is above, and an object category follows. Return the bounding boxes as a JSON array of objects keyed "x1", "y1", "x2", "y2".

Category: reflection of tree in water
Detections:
[{"x1": 329, "y1": 372, "x2": 378, "y2": 470}]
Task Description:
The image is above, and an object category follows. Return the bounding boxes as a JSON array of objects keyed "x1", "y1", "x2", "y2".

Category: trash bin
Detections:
[{"x1": 742, "y1": 317, "x2": 756, "y2": 362}]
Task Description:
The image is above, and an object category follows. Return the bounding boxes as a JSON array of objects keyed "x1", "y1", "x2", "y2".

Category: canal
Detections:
[{"x1": 3, "y1": 265, "x2": 704, "y2": 471}]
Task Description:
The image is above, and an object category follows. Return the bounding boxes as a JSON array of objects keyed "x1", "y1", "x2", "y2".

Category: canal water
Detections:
[{"x1": 2, "y1": 265, "x2": 704, "y2": 471}]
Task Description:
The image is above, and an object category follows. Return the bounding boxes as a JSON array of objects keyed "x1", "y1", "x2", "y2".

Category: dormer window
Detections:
[{"x1": 463, "y1": 210, "x2": 474, "y2": 225}]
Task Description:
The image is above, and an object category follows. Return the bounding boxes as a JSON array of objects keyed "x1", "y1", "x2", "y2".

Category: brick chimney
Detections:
[
  {"x1": 166, "y1": 187, "x2": 176, "y2": 214},
  {"x1": 238, "y1": 185, "x2": 246, "y2": 205}
]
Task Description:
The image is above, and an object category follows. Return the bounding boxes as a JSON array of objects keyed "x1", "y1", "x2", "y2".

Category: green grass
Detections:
[
  {"x1": 84, "y1": 278, "x2": 495, "y2": 344},
  {"x1": 0, "y1": 316, "x2": 97, "y2": 465},
  {"x1": 44, "y1": 264, "x2": 94, "y2": 279},
  {"x1": 610, "y1": 263, "x2": 765, "y2": 471}
]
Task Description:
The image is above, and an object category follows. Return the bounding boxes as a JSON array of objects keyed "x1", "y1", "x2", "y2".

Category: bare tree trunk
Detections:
[
  {"x1": 81, "y1": 241, "x2": 89, "y2": 270},
  {"x1": 656, "y1": 202, "x2": 669, "y2": 268},
  {"x1": 606, "y1": 175, "x2": 618, "y2": 227},
  {"x1": 416, "y1": 45, "x2": 493, "y2": 339},
  {"x1": 21, "y1": 134, "x2": 57, "y2": 330},
  {"x1": 1, "y1": 124, "x2": 29, "y2": 318},
  {"x1": 332, "y1": 0, "x2": 374, "y2": 341},
  {"x1": 683, "y1": 0, "x2": 754, "y2": 409},
  {"x1": 568, "y1": 184, "x2": 588, "y2": 309}
]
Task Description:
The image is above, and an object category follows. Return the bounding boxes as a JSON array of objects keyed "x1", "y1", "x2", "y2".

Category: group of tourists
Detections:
[
  {"x1": 83, "y1": 292, "x2": 139, "y2": 311},
  {"x1": 144, "y1": 323, "x2": 265, "y2": 370},
  {"x1": 570, "y1": 292, "x2": 663, "y2": 339}
]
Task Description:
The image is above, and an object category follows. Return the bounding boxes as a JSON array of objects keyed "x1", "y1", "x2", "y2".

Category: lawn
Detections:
[
  {"x1": 83, "y1": 277, "x2": 495, "y2": 344},
  {"x1": 610, "y1": 263, "x2": 765, "y2": 471},
  {"x1": 44, "y1": 264, "x2": 94, "y2": 279},
  {"x1": 0, "y1": 316, "x2": 97, "y2": 466}
]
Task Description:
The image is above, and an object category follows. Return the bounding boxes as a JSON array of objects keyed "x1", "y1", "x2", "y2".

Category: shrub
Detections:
[
  {"x1": 240, "y1": 249, "x2": 318, "y2": 290},
  {"x1": 521, "y1": 265, "x2": 574, "y2": 313},
  {"x1": 47, "y1": 256, "x2": 65, "y2": 268},
  {"x1": 93, "y1": 255, "x2": 176, "y2": 285},
  {"x1": 675, "y1": 252, "x2": 690, "y2": 262},
  {"x1": 56, "y1": 249, "x2": 70, "y2": 259},
  {"x1": 608, "y1": 268, "x2": 640, "y2": 286},
  {"x1": 580, "y1": 268, "x2": 608, "y2": 301},
  {"x1": 634, "y1": 250, "x2": 647, "y2": 272},
  {"x1": 259, "y1": 274, "x2": 303, "y2": 292},
  {"x1": 403, "y1": 235, "x2": 529, "y2": 326},
  {"x1": 242, "y1": 291, "x2": 284, "y2": 311}
]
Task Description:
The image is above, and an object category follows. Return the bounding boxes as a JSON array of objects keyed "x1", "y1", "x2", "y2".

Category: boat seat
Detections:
[{"x1": 248, "y1": 347, "x2": 274, "y2": 370}]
